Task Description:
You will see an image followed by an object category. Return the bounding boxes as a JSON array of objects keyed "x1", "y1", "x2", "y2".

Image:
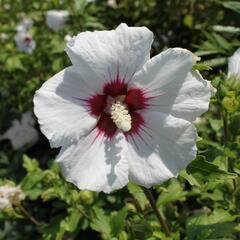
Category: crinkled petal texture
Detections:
[
  {"x1": 56, "y1": 132, "x2": 129, "y2": 193},
  {"x1": 65, "y1": 23, "x2": 153, "y2": 91},
  {"x1": 228, "y1": 48, "x2": 240, "y2": 79},
  {"x1": 131, "y1": 48, "x2": 211, "y2": 122},
  {"x1": 128, "y1": 112, "x2": 197, "y2": 187},
  {"x1": 34, "y1": 66, "x2": 97, "y2": 148}
]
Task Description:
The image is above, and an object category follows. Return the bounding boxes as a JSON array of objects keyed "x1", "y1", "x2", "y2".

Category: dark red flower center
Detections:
[
  {"x1": 80, "y1": 76, "x2": 153, "y2": 139},
  {"x1": 24, "y1": 36, "x2": 31, "y2": 46}
]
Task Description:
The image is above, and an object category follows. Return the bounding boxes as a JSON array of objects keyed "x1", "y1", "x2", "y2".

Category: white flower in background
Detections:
[
  {"x1": 64, "y1": 34, "x2": 72, "y2": 42},
  {"x1": 16, "y1": 18, "x2": 33, "y2": 32},
  {"x1": 0, "y1": 111, "x2": 39, "y2": 150},
  {"x1": 0, "y1": 185, "x2": 25, "y2": 209},
  {"x1": 3, "y1": 4, "x2": 10, "y2": 10},
  {"x1": 15, "y1": 30, "x2": 36, "y2": 54},
  {"x1": 228, "y1": 48, "x2": 240, "y2": 80},
  {"x1": 15, "y1": 16, "x2": 35, "y2": 54},
  {"x1": 21, "y1": 111, "x2": 36, "y2": 126},
  {"x1": 46, "y1": 10, "x2": 69, "y2": 32},
  {"x1": 0, "y1": 33, "x2": 8, "y2": 41},
  {"x1": 108, "y1": 0, "x2": 117, "y2": 8},
  {"x1": 34, "y1": 23, "x2": 211, "y2": 193}
]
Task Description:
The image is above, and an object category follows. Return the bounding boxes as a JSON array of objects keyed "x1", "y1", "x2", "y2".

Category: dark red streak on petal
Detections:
[
  {"x1": 96, "y1": 112, "x2": 117, "y2": 138},
  {"x1": 103, "y1": 80, "x2": 128, "y2": 98},
  {"x1": 124, "y1": 88, "x2": 147, "y2": 111},
  {"x1": 87, "y1": 94, "x2": 107, "y2": 116}
]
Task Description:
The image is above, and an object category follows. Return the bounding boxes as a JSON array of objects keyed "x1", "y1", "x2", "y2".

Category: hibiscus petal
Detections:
[
  {"x1": 65, "y1": 23, "x2": 153, "y2": 90},
  {"x1": 56, "y1": 131, "x2": 129, "y2": 193},
  {"x1": 127, "y1": 111, "x2": 197, "y2": 188},
  {"x1": 228, "y1": 48, "x2": 240, "y2": 78},
  {"x1": 131, "y1": 48, "x2": 210, "y2": 121},
  {"x1": 151, "y1": 70, "x2": 211, "y2": 121},
  {"x1": 34, "y1": 66, "x2": 97, "y2": 148}
]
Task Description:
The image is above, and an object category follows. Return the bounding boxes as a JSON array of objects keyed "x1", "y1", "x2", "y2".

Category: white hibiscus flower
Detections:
[
  {"x1": 46, "y1": 10, "x2": 69, "y2": 32},
  {"x1": 34, "y1": 23, "x2": 211, "y2": 193},
  {"x1": 15, "y1": 30, "x2": 36, "y2": 54},
  {"x1": 228, "y1": 48, "x2": 240, "y2": 80},
  {"x1": 0, "y1": 185, "x2": 25, "y2": 209},
  {"x1": 0, "y1": 111, "x2": 39, "y2": 150},
  {"x1": 16, "y1": 17, "x2": 33, "y2": 32}
]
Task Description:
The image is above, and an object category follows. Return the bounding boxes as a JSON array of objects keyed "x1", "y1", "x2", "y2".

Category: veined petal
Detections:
[
  {"x1": 65, "y1": 23, "x2": 153, "y2": 90},
  {"x1": 34, "y1": 66, "x2": 97, "y2": 148},
  {"x1": 131, "y1": 48, "x2": 198, "y2": 89},
  {"x1": 151, "y1": 70, "x2": 211, "y2": 121},
  {"x1": 130, "y1": 48, "x2": 210, "y2": 121},
  {"x1": 56, "y1": 131, "x2": 129, "y2": 193},
  {"x1": 228, "y1": 48, "x2": 240, "y2": 79},
  {"x1": 128, "y1": 111, "x2": 197, "y2": 188}
]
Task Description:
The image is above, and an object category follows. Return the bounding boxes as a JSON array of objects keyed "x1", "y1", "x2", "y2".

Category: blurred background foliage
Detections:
[{"x1": 0, "y1": 0, "x2": 240, "y2": 239}]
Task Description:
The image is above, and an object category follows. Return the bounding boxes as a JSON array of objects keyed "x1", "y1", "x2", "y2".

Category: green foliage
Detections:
[
  {"x1": 222, "y1": 1, "x2": 240, "y2": 14},
  {"x1": 193, "y1": 64, "x2": 212, "y2": 71},
  {"x1": 187, "y1": 208, "x2": 239, "y2": 239},
  {"x1": 91, "y1": 207, "x2": 127, "y2": 239},
  {"x1": 127, "y1": 182, "x2": 147, "y2": 210}
]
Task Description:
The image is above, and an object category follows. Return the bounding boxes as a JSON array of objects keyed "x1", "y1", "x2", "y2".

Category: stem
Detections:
[
  {"x1": 75, "y1": 205, "x2": 91, "y2": 220},
  {"x1": 15, "y1": 203, "x2": 40, "y2": 226},
  {"x1": 221, "y1": 109, "x2": 239, "y2": 239},
  {"x1": 222, "y1": 113, "x2": 228, "y2": 144},
  {"x1": 142, "y1": 187, "x2": 171, "y2": 237}
]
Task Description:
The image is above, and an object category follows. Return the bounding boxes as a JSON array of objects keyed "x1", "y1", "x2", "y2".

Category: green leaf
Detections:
[
  {"x1": 64, "y1": 208, "x2": 81, "y2": 232},
  {"x1": 212, "y1": 33, "x2": 231, "y2": 50},
  {"x1": 153, "y1": 231, "x2": 177, "y2": 240},
  {"x1": 213, "y1": 25, "x2": 240, "y2": 34},
  {"x1": 187, "y1": 208, "x2": 239, "y2": 240},
  {"x1": 183, "y1": 14, "x2": 193, "y2": 28},
  {"x1": 5, "y1": 56, "x2": 25, "y2": 71},
  {"x1": 193, "y1": 64, "x2": 212, "y2": 71},
  {"x1": 24, "y1": 188, "x2": 43, "y2": 200},
  {"x1": 21, "y1": 171, "x2": 44, "y2": 191},
  {"x1": 208, "y1": 118, "x2": 223, "y2": 132},
  {"x1": 110, "y1": 207, "x2": 127, "y2": 236},
  {"x1": 222, "y1": 96, "x2": 239, "y2": 113},
  {"x1": 229, "y1": 113, "x2": 240, "y2": 137},
  {"x1": 127, "y1": 182, "x2": 147, "y2": 209},
  {"x1": 186, "y1": 158, "x2": 237, "y2": 180},
  {"x1": 50, "y1": 38, "x2": 65, "y2": 54},
  {"x1": 157, "y1": 179, "x2": 187, "y2": 206},
  {"x1": 212, "y1": 156, "x2": 228, "y2": 171},
  {"x1": 42, "y1": 188, "x2": 58, "y2": 201},
  {"x1": 91, "y1": 207, "x2": 111, "y2": 239},
  {"x1": 74, "y1": 0, "x2": 88, "y2": 15},
  {"x1": 41, "y1": 214, "x2": 66, "y2": 240},
  {"x1": 128, "y1": 215, "x2": 153, "y2": 240},
  {"x1": 202, "y1": 57, "x2": 228, "y2": 67},
  {"x1": 194, "y1": 50, "x2": 220, "y2": 57},
  {"x1": 22, "y1": 155, "x2": 39, "y2": 172},
  {"x1": 179, "y1": 169, "x2": 201, "y2": 187},
  {"x1": 222, "y1": 1, "x2": 240, "y2": 14}
]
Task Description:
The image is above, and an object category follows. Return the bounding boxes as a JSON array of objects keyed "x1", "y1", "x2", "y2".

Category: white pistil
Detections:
[{"x1": 110, "y1": 101, "x2": 132, "y2": 132}]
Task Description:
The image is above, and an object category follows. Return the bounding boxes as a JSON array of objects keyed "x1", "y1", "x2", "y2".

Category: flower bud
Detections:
[{"x1": 79, "y1": 190, "x2": 93, "y2": 205}]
